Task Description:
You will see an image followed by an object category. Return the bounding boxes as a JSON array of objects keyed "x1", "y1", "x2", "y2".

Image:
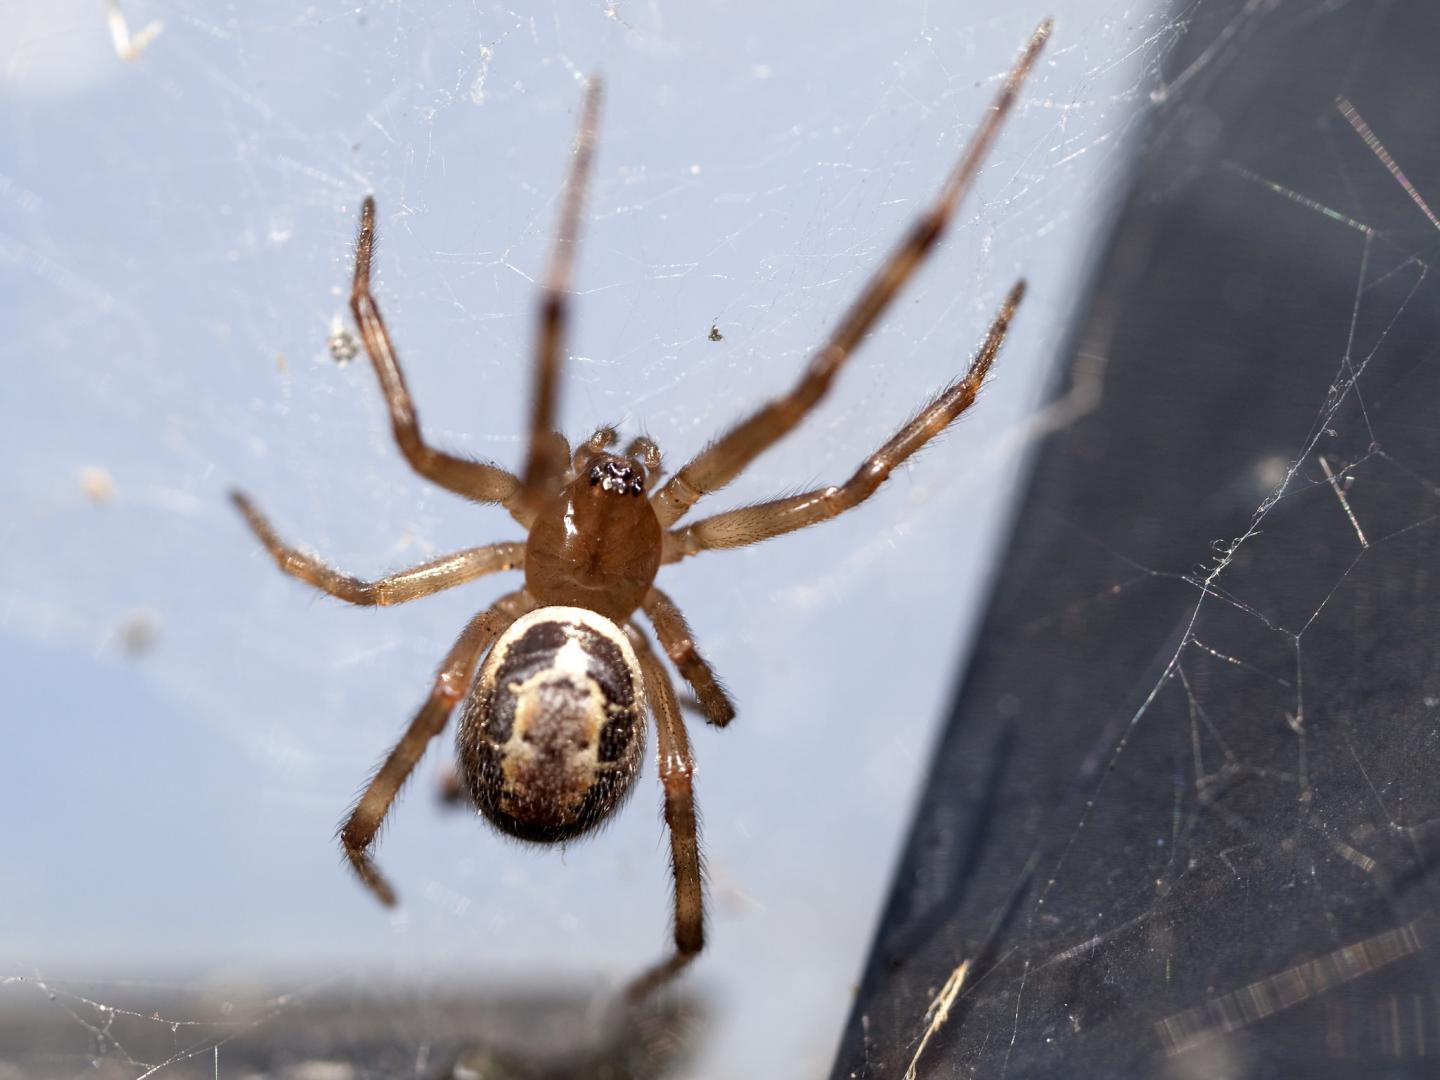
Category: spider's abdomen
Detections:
[{"x1": 457, "y1": 607, "x2": 646, "y2": 844}]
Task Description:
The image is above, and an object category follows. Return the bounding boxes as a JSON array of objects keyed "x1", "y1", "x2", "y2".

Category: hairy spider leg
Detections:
[
  {"x1": 662, "y1": 280, "x2": 1025, "y2": 560},
  {"x1": 642, "y1": 586, "x2": 735, "y2": 726},
  {"x1": 650, "y1": 19, "x2": 1050, "y2": 529},
  {"x1": 518, "y1": 78, "x2": 604, "y2": 515},
  {"x1": 624, "y1": 630, "x2": 705, "y2": 1001},
  {"x1": 340, "y1": 590, "x2": 532, "y2": 905},
  {"x1": 351, "y1": 198, "x2": 528, "y2": 519},
  {"x1": 230, "y1": 491, "x2": 524, "y2": 606}
]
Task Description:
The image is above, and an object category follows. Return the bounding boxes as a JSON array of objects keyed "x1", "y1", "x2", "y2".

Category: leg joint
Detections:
[
  {"x1": 676, "y1": 924, "x2": 704, "y2": 956},
  {"x1": 433, "y1": 670, "x2": 469, "y2": 707}
]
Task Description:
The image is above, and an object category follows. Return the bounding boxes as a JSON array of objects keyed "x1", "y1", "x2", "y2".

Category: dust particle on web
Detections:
[
  {"x1": 105, "y1": 0, "x2": 163, "y2": 63},
  {"x1": 115, "y1": 610, "x2": 161, "y2": 657},
  {"x1": 328, "y1": 316, "x2": 359, "y2": 365},
  {"x1": 79, "y1": 466, "x2": 116, "y2": 506}
]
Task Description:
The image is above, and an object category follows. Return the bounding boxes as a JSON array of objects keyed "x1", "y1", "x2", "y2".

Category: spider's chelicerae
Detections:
[{"x1": 233, "y1": 22, "x2": 1048, "y2": 1000}]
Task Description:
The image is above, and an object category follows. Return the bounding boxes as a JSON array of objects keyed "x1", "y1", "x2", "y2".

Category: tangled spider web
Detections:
[
  {"x1": 0, "y1": 976, "x2": 295, "y2": 1079},
  {"x1": 7, "y1": 0, "x2": 1435, "y2": 1077},
  {"x1": 0, "y1": 973, "x2": 702, "y2": 1078}
]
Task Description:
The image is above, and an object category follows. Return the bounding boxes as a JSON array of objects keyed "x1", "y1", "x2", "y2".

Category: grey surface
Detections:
[
  {"x1": 836, "y1": 1, "x2": 1440, "y2": 1075},
  {"x1": 4, "y1": 1, "x2": 1151, "y2": 1076}
]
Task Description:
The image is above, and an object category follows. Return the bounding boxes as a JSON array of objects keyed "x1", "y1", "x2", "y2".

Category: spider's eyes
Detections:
[{"x1": 588, "y1": 459, "x2": 645, "y2": 497}]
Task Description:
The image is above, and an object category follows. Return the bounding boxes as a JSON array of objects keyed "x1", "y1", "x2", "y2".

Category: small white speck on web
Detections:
[
  {"x1": 1318, "y1": 454, "x2": 1368, "y2": 548},
  {"x1": 79, "y1": 465, "x2": 117, "y2": 506},
  {"x1": 105, "y1": 0, "x2": 163, "y2": 63},
  {"x1": 471, "y1": 44, "x2": 496, "y2": 104},
  {"x1": 327, "y1": 317, "x2": 359, "y2": 365},
  {"x1": 904, "y1": 958, "x2": 971, "y2": 1079},
  {"x1": 287, "y1": 1063, "x2": 356, "y2": 1080}
]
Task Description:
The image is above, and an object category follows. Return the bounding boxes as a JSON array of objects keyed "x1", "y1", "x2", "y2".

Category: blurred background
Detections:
[{"x1": 9, "y1": 1, "x2": 1432, "y2": 1077}]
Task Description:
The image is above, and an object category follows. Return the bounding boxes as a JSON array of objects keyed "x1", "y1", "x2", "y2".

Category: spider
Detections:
[{"x1": 232, "y1": 21, "x2": 1049, "y2": 1000}]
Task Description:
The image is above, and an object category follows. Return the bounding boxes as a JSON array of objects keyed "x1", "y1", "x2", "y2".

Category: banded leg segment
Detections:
[
  {"x1": 351, "y1": 198, "x2": 525, "y2": 516},
  {"x1": 625, "y1": 634, "x2": 705, "y2": 1002},
  {"x1": 642, "y1": 587, "x2": 735, "y2": 727},
  {"x1": 519, "y1": 79, "x2": 604, "y2": 511},
  {"x1": 650, "y1": 20, "x2": 1050, "y2": 529},
  {"x1": 664, "y1": 280, "x2": 1024, "y2": 562},
  {"x1": 340, "y1": 590, "x2": 531, "y2": 906},
  {"x1": 232, "y1": 491, "x2": 523, "y2": 605}
]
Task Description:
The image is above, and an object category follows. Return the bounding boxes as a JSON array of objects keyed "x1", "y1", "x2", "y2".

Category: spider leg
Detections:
[
  {"x1": 651, "y1": 20, "x2": 1050, "y2": 530},
  {"x1": 642, "y1": 587, "x2": 735, "y2": 727},
  {"x1": 518, "y1": 78, "x2": 604, "y2": 514},
  {"x1": 350, "y1": 198, "x2": 527, "y2": 519},
  {"x1": 231, "y1": 491, "x2": 523, "y2": 605},
  {"x1": 626, "y1": 436, "x2": 662, "y2": 473},
  {"x1": 663, "y1": 280, "x2": 1024, "y2": 561},
  {"x1": 339, "y1": 590, "x2": 531, "y2": 906},
  {"x1": 571, "y1": 426, "x2": 619, "y2": 472},
  {"x1": 625, "y1": 630, "x2": 705, "y2": 1001}
]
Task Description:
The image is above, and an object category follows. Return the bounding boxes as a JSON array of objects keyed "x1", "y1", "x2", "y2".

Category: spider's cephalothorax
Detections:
[
  {"x1": 458, "y1": 607, "x2": 647, "y2": 842},
  {"x1": 231, "y1": 21, "x2": 1048, "y2": 1004},
  {"x1": 524, "y1": 447, "x2": 662, "y2": 622}
]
